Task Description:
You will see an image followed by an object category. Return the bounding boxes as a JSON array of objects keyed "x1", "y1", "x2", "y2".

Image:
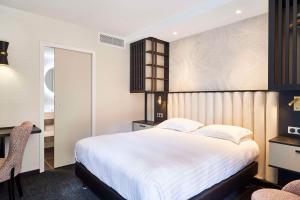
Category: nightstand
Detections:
[
  {"x1": 269, "y1": 135, "x2": 300, "y2": 186},
  {"x1": 132, "y1": 120, "x2": 159, "y2": 131}
]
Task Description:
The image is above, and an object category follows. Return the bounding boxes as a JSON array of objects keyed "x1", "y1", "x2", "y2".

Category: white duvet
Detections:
[{"x1": 75, "y1": 128, "x2": 259, "y2": 200}]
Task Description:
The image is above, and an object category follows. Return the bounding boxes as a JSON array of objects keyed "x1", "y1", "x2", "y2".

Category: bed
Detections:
[{"x1": 75, "y1": 127, "x2": 259, "y2": 200}]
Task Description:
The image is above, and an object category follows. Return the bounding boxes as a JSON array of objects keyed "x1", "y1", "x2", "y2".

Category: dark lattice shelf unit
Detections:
[
  {"x1": 269, "y1": 0, "x2": 300, "y2": 90},
  {"x1": 130, "y1": 37, "x2": 169, "y2": 93}
]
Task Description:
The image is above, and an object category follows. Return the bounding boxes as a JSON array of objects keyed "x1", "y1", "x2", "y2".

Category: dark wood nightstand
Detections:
[{"x1": 132, "y1": 120, "x2": 160, "y2": 131}]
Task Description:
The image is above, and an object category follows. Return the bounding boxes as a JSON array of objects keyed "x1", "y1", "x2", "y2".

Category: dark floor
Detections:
[{"x1": 0, "y1": 165, "x2": 263, "y2": 200}]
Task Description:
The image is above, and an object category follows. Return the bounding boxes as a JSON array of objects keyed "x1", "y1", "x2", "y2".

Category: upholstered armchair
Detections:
[
  {"x1": 252, "y1": 180, "x2": 300, "y2": 200},
  {"x1": 0, "y1": 121, "x2": 33, "y2": 200}
]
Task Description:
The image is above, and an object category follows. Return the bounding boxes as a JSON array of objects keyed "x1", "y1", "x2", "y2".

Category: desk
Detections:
[{"x1": 0, "y1": 125, "x2": 41, "y2": 158}]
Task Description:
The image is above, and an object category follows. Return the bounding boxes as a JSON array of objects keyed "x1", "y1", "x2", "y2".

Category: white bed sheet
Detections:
[{"x1": 75, "y1": 128, "x2": 259, "y2": 200}]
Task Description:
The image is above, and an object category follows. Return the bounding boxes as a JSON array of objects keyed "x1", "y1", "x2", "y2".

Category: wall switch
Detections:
[
  {"x1": 156, "y1": 113, "x2": 163, "y2": 118},
  {"x1": 288, "y1": 126, "x2": 300, "y2": 135}
]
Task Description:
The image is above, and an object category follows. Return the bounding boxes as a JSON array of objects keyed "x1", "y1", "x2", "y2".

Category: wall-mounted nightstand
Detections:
[
  {"x1": 269, "y1": 135, "x2": 300, "y2": 186},
  {"x1": 132, "y1": 120, "x2": 160, "y2": 131}
]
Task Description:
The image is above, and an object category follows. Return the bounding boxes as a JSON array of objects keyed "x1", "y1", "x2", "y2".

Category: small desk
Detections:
[{"x1": 0, "y1": 125, "x2": 41, "y2": 158}]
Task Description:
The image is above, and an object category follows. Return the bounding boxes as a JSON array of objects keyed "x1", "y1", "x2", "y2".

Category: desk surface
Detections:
[{"x1": 0, "y1": 125, "x2": 41, "y2": 137}]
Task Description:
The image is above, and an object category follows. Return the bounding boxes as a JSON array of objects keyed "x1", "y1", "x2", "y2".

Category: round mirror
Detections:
[{"x1": 45, "y1": 68, "x2": 54, "y2": 92}]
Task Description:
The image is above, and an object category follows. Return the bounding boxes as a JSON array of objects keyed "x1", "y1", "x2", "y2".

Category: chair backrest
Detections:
[{"x1": 0, "y1": 121, "x2": 32, "y2": 182}]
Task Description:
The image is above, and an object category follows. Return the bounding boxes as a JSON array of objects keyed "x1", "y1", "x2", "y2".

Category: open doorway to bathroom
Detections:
[
  {"x1": 44, "y1": 47, "x2": 55, "y2": 170},
  {"x1": 41, "y1": 43, "x2": 94, "y2": 172}
]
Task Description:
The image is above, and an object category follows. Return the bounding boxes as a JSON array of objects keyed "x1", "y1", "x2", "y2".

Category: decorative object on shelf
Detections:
[
  {"x1": 130, "y1": 37, "x2": 169, "y2": 93},
  {"x1": 289, "y1": 13, "x2": 300, "y2": 29},
  {"x1": 269, "y1": 0, "x2": 300, "y2": 90},
  {"x1": 0, "y1": 41, "x2": 9, "y2": 66}
]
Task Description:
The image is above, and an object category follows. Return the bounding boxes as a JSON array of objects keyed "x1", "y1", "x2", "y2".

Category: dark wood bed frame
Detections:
[{"x1": 75, "y1": 161, "x2": 258, "y2": 200}]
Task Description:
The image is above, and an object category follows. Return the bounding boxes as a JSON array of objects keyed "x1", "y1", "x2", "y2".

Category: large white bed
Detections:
[{"x1": 75, "y1": 127, "x2": 259, "y2": 200}]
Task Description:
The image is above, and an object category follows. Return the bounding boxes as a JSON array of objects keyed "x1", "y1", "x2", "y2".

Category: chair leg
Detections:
[
  {"x1": 7, "y1": 180, "x2": 13, "y2": 200},
  {"x1": 15, "y1": 175, "x2": 23, "y2": 197},
  {"x1": 10, "y1": 168, "x2": 15, "y2": 200}
]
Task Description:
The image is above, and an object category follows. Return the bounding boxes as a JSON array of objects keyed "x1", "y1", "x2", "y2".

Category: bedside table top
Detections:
[
  {"x1": 132, "y1": 120, "x2": 160, "y2": 126},
  {"x1": 269, "y1": 135, "x2": 300, "y2": 147}
]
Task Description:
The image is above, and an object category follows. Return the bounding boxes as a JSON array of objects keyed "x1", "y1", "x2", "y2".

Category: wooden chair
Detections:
[
  {"x1": 0, "y1": 121, "x2": 33, "y2": 200},
  {"x1": 252, "y1": 180, "x2": 300, "y2": 200}
]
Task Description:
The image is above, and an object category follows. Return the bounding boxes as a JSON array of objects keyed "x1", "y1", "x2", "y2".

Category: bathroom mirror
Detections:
[{"x1": 45, "y1": 68, "x2": 54, "y2": 93}]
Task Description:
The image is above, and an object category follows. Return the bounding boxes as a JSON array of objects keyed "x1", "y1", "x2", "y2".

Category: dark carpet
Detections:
[{"x1": 0, "y1": 165, "x2": 263, "y2": 200}]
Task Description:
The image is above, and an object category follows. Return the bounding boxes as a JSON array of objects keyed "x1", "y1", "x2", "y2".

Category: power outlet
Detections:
[
  {"x1": 156, "y1": 113, "x2": 163, "y2": 118},
  {"x1": 288, "y1": 126, "x2": 300, "y2": 135}
]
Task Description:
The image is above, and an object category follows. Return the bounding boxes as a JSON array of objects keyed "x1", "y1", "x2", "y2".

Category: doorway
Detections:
[
  {"x1": 41, "y1": 43, "x2": 95, "y2": 172},
  {"x1": 44, "y1": 47, "x2": 55, "y2": 170}
]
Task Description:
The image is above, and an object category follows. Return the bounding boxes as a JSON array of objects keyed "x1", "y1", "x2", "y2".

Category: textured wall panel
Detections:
[
  {"x1": 206, "y1": 93, "x2": 214, "y2": 125},
  {"x1": 191, "y1": 93, "x2": 198, "y2": 121},
  {"x1": 147, "y1": 93, "x2": 154, "y2": 121},
  {"x1": 168, "y1": 94, "x2": 173, "y2": 119},
  {"x1": 198, "y1": 93, "x2": 206, "y2": 124},
  {"x1": 167, "y1": 91, "x2": 279, "y2": 183},
  {"x1": 265, "y1": 92, "x2": 279, "y2": 183},
  {"x1": 243, "y1": 92, "x2": 254, "y2": 131},
  {"x1": 233, "y1": 92, "x2": 243, "y2": 126},
  {"x1": 169, "y1": 14, "x2": 268, "y2": 91},
  {"x1": 172, "y1": 93, "x2": 179, "y2": 118},
  {"x1": 253, "y1": 92, "x2": 266, "y2": 179},
  {"x1": 223, "y1": 93, "x2": 233, "y2": 125},
  {"x1": 214, "y1": 93, "x2": 223, "y2": 124},
  {"x1": 178, "y1": 93, "x2": 185, "y2": 118},
  {"x1": 184, "y1": 93, "x2": 192, "y2": 119}
]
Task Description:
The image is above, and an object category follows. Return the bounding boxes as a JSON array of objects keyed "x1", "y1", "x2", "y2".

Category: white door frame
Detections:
[{"x1": 39, "y1": 41, "x2": 96, "y2": 173}]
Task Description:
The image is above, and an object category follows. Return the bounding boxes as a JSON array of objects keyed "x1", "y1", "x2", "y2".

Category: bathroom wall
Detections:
[{"x1": 44, "y1": 47, "x2": 54, "y2": 113}]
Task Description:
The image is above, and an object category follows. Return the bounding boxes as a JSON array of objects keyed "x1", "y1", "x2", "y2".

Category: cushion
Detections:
[
  {"x1": 251, "y1": 189, "x2": 300, "y2": 200},
  {"x1": 195, "y1": 124, "x2": 253, "y2": 144},
  {"x1": 156, "y1": 118, "x2": 204, "y2": 132},
  {"x1": 283, "y1": 180, "x2": 300, "y2": 196}
]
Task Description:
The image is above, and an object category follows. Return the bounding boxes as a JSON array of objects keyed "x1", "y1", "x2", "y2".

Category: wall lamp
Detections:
[
  {"x1": 157, "y1": 96, "x2": 162, "y2": 105},
  {"x1": 0, "y1": 41, "x2": 9, "y2": 66},
  {"x1": 288, "y1": 96, "x2": 300, "y2": 111}
]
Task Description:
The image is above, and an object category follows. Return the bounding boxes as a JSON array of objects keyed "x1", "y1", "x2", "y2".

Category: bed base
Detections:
[{"x1": 75, "y1": 161, "x2": 258, "y2": 200}]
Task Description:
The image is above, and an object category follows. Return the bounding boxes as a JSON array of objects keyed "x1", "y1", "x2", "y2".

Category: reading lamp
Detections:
[
  {"x1": 288, "y1": 96, "x2": 300, "y2": 111},
  {"x1": 157, "y1": 96, "x2": 162, "y2": 105},
  {"x1": 0, "y1": 41, "x2": 9, "y2": 66}
]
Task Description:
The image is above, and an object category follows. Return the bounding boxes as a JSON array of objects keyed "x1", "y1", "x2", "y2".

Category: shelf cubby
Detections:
[{"x1": 130, "y1": 37, "x2": 169, "y2": 93}]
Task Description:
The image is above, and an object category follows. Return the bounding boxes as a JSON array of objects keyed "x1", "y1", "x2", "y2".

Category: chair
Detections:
[
  {"x1": 252, "y1": 180, "x2": 300, "y2": 200},
  {"x1": 0, "y1": 121, "x2": 33, "y2": 200}
]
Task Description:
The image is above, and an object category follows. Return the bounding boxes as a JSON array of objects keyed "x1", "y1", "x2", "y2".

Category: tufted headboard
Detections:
[{"x1": 164, "y1": 91, "x2": 279, "y2": 183}]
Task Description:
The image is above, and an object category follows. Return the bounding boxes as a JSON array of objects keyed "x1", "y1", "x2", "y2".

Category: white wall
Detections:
[
  {"x1": 0, "y1": 5, "x2": 144, "y2": 172},
  {"x1": 170, "y1": 14, "x2": 268, "y2": 91}
]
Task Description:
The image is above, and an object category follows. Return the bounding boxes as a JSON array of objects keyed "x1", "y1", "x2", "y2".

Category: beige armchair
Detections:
[
  {"x1": 0, "y1": 121, "x2": 33, "y2": 200},
  {"x1": 252, "y1": 180, "x2": 300, "y2": 200}
]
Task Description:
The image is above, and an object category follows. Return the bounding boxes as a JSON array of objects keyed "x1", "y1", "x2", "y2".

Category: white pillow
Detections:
[
  {"x1": 156, "y1": 118, "x2": 204, "y2": 132},
  {"x1": 195, "y1": 124, "x2": 253, "y2": 144}
]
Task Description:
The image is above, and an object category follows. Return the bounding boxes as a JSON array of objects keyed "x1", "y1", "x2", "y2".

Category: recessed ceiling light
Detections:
[
  {"x1": 172, "y1": 32, "x2": 178, "y2": 36},
  {"x1": 235, "y1": 9, "x2": 242, "y2": 14}
]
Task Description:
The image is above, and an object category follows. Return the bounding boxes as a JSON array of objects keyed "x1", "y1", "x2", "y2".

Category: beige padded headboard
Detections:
[{"x1": 167, "y1": 91, "x2": 279, "y2": 183}]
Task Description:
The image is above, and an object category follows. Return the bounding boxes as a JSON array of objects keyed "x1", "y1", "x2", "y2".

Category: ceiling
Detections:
[{"x1": 0, "y1": 0, "x2": 268, "y2": 42}]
